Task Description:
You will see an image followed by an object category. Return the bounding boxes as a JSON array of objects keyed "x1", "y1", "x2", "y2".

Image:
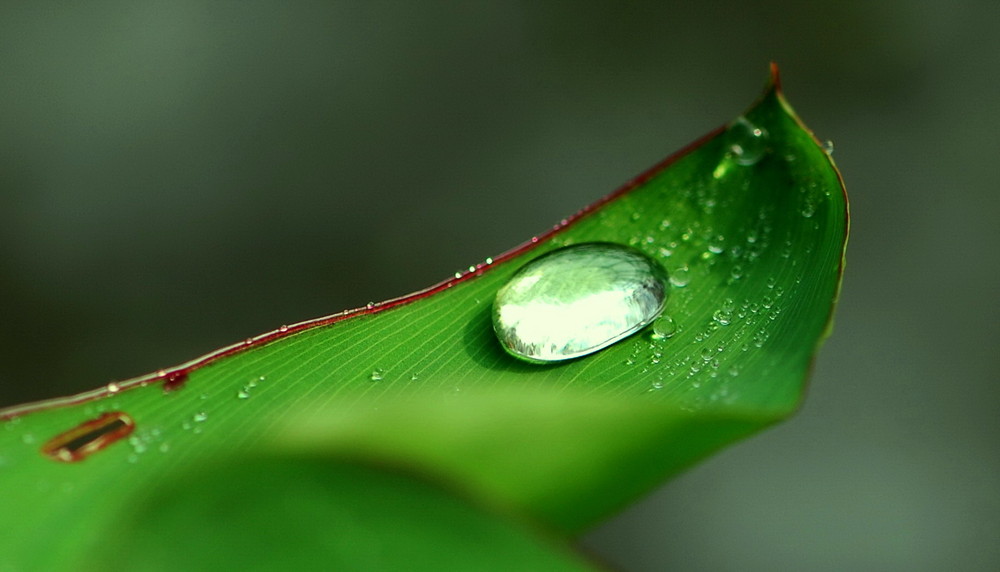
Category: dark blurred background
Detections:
[{"x1": 1, "y1": 1, "x2": 997, "y2": 570}]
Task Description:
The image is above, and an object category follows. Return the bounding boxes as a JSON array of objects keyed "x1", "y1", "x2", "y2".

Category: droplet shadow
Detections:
[{"x1": 460, "y1": 305, "x2": 562, "y2": 374}]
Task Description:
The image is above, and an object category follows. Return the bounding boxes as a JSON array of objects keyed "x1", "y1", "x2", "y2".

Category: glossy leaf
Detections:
[{"x1": 0, "y1": 66, "x2": 847, "y2": 569}]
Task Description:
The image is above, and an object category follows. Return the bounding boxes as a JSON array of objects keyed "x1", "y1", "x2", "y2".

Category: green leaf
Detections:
[
  {"x1": 84, "y1": 455, "x2": 597, "y2": 571},
  {"x1": 0, "y1": 66, "x2": 847, "y2": 569}
]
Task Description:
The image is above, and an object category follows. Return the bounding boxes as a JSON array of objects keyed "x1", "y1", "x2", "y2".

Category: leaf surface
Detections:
[
  {"x1": 0, "y1": 66, "x2": 847, "y2": 569},
  {"x1": 85, "y1": 455, "x2": 597, "y2": 571}
]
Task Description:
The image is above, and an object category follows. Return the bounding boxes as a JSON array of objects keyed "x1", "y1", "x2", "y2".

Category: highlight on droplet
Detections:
[
  {"x1": 492, "y1": 242, "x2": 669, "y2": 363},
  {"x1": 40, "y1": 412, "x2": 136, "y2": 463}
]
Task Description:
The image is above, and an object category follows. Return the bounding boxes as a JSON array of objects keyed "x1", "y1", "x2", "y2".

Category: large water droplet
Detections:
[{"x1": 492, "y1": 242, "x2": 669, "y2": 363}]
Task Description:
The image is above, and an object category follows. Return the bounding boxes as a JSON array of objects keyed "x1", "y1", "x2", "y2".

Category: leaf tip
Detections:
[{"x1": 767, "y1": 61, "x2": 783, "y2": 94}]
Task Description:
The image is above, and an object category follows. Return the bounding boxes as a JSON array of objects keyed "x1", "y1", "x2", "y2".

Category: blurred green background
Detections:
[{"x1": 1, "y1": 1, "x2": 997, "y2": 570}]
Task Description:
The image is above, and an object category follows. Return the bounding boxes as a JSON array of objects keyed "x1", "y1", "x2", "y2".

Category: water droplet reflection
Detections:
[{"x1": 493, "y1": 243, "x2": 669, "y2": 363}]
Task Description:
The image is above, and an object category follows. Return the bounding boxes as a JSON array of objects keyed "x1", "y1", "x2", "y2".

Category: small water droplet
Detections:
[
  {"x1": 650, "y1": 315, "x2": 678, "y2": 340},
  {"x1": 707, "y1": 235, "x2": 726, "y2": 254},
  {"x1": 279, "y1": 325, "x2": 289, "y2": 333},
  {"x1": 192, "y1": 412, "x2": 208, "y2": 423},
  {"x1": 822, "y1": 140, "x2": 834, "y2": 154},
  {"x1": 492, "y1": 242, "x2": 669, "y2": 363},
  {"x1": 800, "y1": 200, "x2": 816, "y2": 218},
  {"x1": 158, "y1": 442, "x2": 170, "y2": 453},
  {"x1": 729, "y1": 117, "x2": 769, "y2": 166},
  {"x1": 410, "y1": 372, "x2": 419, "y2": 381},
  {"x1": 712, "y1": 309, "x2": 732, "y2": 326},
  {"x1": 669, "y1": 266, "x2": 690, "y2": 288},
  {"x1": 128, "y1": 435, "x2": 147, "y2": 454},
  {"x1": 40, "y1": 412, "x2": 135, "y2": 463},
  {"x1": 237, "y1": 389, "x2": 251, "y2": 399},
  {"x1": 106, "y1": 382, "x2": 121, "y2": 394},
  {"x1": 370, "y1": 369, "x2": 384, "y2": 381}
]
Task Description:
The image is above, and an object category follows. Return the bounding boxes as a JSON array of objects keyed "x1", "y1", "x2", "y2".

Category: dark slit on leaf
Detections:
[{"x1": 40, "y1": 412, "x2": 135, "y2": 462}]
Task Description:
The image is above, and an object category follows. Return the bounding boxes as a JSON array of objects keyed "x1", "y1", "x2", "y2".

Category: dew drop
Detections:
[
  {"x1": 370, "y1": 369, "x2": 384, "y2": 381},
  {"x1": 492, "y1": 242, "x2": 669, "y2": 363},
  {"x1": 237, "y1": 389, "x2": 251, "y2": 399},
  {"x1": 669, "y1": 266, "x2": 690, "y2": 288},
  {"x1": 128, "y1": 435, "x2": 147, "y2": 455},
  {"x1": 712, "y1": 309, "x2": 733, "y2": 326},
  {"x1": 650, "y1": 315, "x2": 678, "y2": 340},
  {"x1": 707, "y1": 235, "x2": 726, "y2": 254},
  {"x1": 278, "y1": 324, "x2": 289, "y2": 333},
  {"x1": 40, "y1": 412, "x2": 135, "y2": 463},
  {"x1": 192, "y1": 412, "x2": 208, "y2": 423},
  {"x1": 800, "y1": 197, "x2": 817, "y2": 218},
  {"x1": 729, "y1": 265, "x2": 744, "y2": 281},
  {"x1": 106, "y1": 382, "x2": 121, "y2": 394},
  {"x1": 728, "y1": 117, "x2": 769, "y2": 166}
]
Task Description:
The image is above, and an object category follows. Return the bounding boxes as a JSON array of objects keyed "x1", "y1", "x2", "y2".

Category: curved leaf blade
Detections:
[
  {"x1": 0, "y1": 66, "x2": 847, "y2": 568},
  {"x1": 86, "y1": 456, "x2": 597, "y2": 571}
]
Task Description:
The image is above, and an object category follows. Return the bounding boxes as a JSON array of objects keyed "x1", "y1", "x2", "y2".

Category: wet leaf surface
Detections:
[{"x1": 0, "y1": 67, "x2": 847, "y2": 569}]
